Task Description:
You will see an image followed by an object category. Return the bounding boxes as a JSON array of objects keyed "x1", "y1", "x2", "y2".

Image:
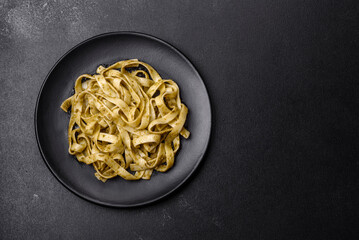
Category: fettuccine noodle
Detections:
[{"x1": 60, "y1": 59, "x2": 190, "y2": 181}]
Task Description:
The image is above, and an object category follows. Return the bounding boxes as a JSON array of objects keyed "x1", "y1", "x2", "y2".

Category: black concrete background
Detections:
[{"x1": 1, "y1": 0, "x2": 359, "y2": 239}]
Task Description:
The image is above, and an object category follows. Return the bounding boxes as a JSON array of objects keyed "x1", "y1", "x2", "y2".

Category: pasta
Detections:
[{"x1": 60, "y1": 59, "x2": 190, "y2": 181}]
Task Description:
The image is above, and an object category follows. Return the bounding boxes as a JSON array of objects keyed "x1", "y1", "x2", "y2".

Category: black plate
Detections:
[{"x1": 35, "y1": 32, "x2": 211, "y2": 207}]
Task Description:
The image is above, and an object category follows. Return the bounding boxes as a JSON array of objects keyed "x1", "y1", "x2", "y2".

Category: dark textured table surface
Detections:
[{"x1": 1, "y1": 0, "x2": 359, "y2": 239}]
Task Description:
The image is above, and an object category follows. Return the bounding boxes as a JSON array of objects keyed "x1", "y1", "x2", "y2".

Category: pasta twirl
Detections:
[{"x1": 60, "y1": 59, "x2": 190, "y2": 181}]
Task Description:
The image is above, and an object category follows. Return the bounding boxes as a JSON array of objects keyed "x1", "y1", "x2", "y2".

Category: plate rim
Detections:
[{"x1": 34, "y1": 31, "x2": 212, "y2": 207}]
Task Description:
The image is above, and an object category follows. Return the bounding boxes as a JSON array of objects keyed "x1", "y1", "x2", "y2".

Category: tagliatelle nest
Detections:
[{"x1": 61, "y1": 59, "x2": 189, "y2": 181}]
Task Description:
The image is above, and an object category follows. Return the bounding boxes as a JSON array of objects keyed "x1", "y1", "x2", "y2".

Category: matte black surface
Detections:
[
  {"x1": 35, "y1": 32, "x2": 211, "y2": 207},
  {"x1": 1, "y1": 0, "x2": 359, "y2": 239}
]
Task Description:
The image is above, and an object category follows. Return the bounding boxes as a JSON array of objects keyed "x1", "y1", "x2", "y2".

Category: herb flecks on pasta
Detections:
[{"x1": 61, "y1": 59, "x2": 189, "y2": 181}]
